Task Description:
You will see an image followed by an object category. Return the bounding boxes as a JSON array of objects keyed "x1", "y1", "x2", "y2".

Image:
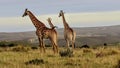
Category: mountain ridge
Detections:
[{"x1": 0, "y1": 25, "x2": 120, "y2": 45}]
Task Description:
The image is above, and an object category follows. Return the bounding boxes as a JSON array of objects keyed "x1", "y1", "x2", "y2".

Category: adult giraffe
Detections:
[
  {"x1": 22, "y1": 9, "x2": 58, "y2": 53},
  {"x1": 58, "y1": 10, "x2": 76, "y2": 48}
]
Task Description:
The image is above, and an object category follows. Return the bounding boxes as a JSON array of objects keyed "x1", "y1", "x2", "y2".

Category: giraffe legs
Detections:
[
  {"x1": 66, "y1": 39, "x2": 70, "y2": 48},
  {"x1": 54, "y1": 37, "x2": 59, "y2": 53},
  {"x1": 70, "y1": 37, "x2": 75, "y2": 49},
  {"x1": 41, "y1": 38, "x2": 46, "y2": 53},
  {"x1": 51, "y1": 39, "x2": 56, "y2": 53},
  {"x1": 54, "y1": 41, "x2": 58, "y2": 53},
  {"x1": 38, "y1": 37, "x2": 42, "y2": 53},
  {"x1": 72, "y1": 41, "x2": 75, "y2": 49},
  {"x1": 65, "y1": 37, "x2": 75, "y2": 49},
  {"x1": 55, "y1": 45, "x2": 58, "y2": 53},
  {"x1": 38, "y1": 37, "x2": 46, "y2": 53},
  {"x1": 50, "y1": 38, "x2": 58, "y2": 53},
  {"x1": 72, "y1": 32, "x2": 76, "y2": 49}
]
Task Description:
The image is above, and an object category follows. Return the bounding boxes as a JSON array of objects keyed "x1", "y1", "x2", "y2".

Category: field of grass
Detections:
[{"x1": 0, "y1": 44, "x2": 120, "y2": 68}]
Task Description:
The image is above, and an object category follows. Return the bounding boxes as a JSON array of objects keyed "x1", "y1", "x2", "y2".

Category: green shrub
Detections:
[
  {"x1": 0, "y1": 41, "x2": 17, "y2": 47},
  {"x1": 59, "y1": 48, "x2": 73, "y2": 57},
  {"x1": 31, "y1": 46, "x2": 38, "y2": 50},
  {"x1": 25, "y1": 58, "x2": 45, "y2": 65},
  {"x1": 45, "y1": 44, "x2": 51, "y2": 47}
]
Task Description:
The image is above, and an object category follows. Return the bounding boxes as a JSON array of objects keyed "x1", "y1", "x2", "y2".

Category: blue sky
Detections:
[
  {"x1": 0, "y1": 0, "x2": 120, "y2": 32},
  {"x1": 0, "y1": 0, "x2": 120, "y2": 17}
]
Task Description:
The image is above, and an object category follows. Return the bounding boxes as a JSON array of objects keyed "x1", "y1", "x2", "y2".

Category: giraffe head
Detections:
[
  {"x1": 47, "y1": 18, "x2": 58, "y2": 29},
  {"x1": 58, "y1": 10, "x2": 64, "y2": 17},
  {"x1": 22, "y1": 8, "x2": 28, "y2": 17},
  {"x1": 47, "y1": 18, "x2": 52, "y2": 23}
]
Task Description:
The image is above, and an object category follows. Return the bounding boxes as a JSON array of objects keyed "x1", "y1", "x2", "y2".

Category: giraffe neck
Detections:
[
  {"x1": 48, "y1": 20, "x2": 54, "y2": 28},
  {"x1": 27, "y1": 11, "x2": 46, "y2": 29},
  {"x1": 61, "y1": 13, "x2": 69, "y2": 29}
]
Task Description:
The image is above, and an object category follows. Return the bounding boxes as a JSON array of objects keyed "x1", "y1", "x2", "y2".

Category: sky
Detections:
[{"x1": 0, "y1": 0, "x2": 120, "y2": 32}]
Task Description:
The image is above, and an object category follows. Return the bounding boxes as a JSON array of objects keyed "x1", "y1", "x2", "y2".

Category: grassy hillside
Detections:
[{"x1": 0, "y1": 43, "x2": 120, "y2": 68}]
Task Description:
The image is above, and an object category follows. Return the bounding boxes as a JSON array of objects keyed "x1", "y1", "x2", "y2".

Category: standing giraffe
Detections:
[
  {"x1": 58, "y1": 10, "x2": 76, "y2": 48},
  {"x1": 22, "y1": 9, "x2": 58, "y2": 53}
]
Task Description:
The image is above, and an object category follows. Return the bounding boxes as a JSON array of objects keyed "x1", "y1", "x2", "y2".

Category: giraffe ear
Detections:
[
  {"x1": 25, "y1": 8, "x2": 28, "y2": 11},
  {"x1": 60, "y1": 10, "x2": 63, "y2": 12}
]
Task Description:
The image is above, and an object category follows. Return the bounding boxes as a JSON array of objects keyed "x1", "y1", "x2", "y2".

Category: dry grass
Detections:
[{"x1": 0, "y1": 45, "x2": 120, "y2": 68}]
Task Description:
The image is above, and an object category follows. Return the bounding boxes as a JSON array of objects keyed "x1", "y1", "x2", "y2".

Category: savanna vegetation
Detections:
[{"x1": 0, "y1": 41, "x2": 120, "y2": 68}]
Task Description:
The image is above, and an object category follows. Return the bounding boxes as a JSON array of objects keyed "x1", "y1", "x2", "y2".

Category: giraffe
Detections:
[
  {"x1": 47, "y1": 17, "x2": 58, "y2": 49},
  {"x1": 58, "y1": 10, "x2": 76, "y2": 49},
  {"x1": 22, "y1": 9, "x2": 58, "y2": 53}
]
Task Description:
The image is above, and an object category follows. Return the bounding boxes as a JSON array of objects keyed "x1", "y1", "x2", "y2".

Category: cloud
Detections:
[
  {"x1": 67, "y1": 11, "x2": 120, "y2": 23},
  {"x1": 37, "y1": 11, "x2": 120, "y2": 27},
  {"x1": 0, "y1": 10, "x2": 120, "y2": 32}
]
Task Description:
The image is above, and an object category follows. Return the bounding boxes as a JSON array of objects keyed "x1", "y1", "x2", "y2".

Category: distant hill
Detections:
[
  {"x1": 0, "y1": 25, "x2": 120, "y2": 46},
  {"x1": 0, "y1": 31, "x2": 36, "y2": 41}
]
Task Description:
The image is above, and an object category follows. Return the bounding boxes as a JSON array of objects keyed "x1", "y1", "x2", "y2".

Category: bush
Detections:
[
  {"x1": 59, "y1": 48, "x2": 73, "y2": 57},
  {"x1": 45, "y1": 44, "x2": 51, "y2": 47},
  {"x1": 0, "y1": 41, "x2": 17, "y2": 47},
  {"x1": 80, "y1": 44, "x2": 90, "y2": 48},
  {"x1": 8, "y1": 43, "x2": 16, "y2": 47},
  {"x1": 11, "y1": 45, "x2": 30, "y2": 52},
  {"x1": 31, "y1": 46, "x2": 38, "y2": 50},
  {"x1": 25, "y1": 59, "x2": 45, "y2": 65},
  {"x1": 64, "y1": 62, "x2": 81, "y2": 66}
]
